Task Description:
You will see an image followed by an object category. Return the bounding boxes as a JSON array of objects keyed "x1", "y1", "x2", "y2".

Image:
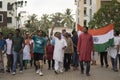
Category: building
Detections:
[
  {"x1": 0, "y1": 0, "x2": 17, "y2": 28},
  {"x1": 75, "y1": 0, "x2": 101, "y2": 26},
  {"x1": 75, "y1": 0, "x2": 120, "y2": 27}
]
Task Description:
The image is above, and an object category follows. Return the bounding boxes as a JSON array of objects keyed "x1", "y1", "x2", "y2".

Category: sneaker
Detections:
[
  {"x1": 20, "y1": 70, "x2": 23, "y2": 73},
  {"x1": 36, "y1": 70, "x2": 40, "y2": 74},
  {"x1": 39, "y1": 71, "x2": 43, "y2": 76},
  {"x1": 59, "y1": 70, "x2": 63, "y2": 73},
  {"x1": 12, "y1": 72, "x2": 16, "y2": 75}
]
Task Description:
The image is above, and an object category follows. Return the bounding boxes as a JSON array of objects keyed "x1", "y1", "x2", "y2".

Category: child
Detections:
[{"x1": 46, "y1": 39, "x2": 54, "y2": 70}]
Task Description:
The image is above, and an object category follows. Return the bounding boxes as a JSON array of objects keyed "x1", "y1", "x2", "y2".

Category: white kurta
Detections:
[
  {"x1": 23, "y1": 44, "x2": 31, "y2": 60},
  {"x1": 53, "y1": 37, "x2": 67, "y2": 62},
  {"x1": 108, "y1": 36, "x2": 120, "y2": 59}
]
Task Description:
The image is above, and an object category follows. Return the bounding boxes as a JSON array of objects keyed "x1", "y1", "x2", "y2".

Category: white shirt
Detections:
[
  {"x1": 6, "y1": 39, "x2": 12, "y2": 55},
  {"x1": 114, "y1": 36, "x2": 120, "y2": 46}
]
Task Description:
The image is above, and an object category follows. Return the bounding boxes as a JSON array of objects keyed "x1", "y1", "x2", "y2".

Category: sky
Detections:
[{"x1": 18, "y1": 0, "x2": 76, "y2": 18}]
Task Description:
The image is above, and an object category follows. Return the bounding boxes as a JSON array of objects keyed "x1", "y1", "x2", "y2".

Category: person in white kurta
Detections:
[
  {"x1": 23, "y1": 34, "x2": 31, "y2": 69},
  {"x1": 109, "y1": 31, "x2": 120, "y2": 72},
  {"x1": 52, "y1": 32, "x2": 67, "y2": 73}
]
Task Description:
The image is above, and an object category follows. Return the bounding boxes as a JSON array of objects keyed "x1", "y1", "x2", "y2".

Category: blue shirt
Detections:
[
  {"x1": 0, "y1": 39, "x2": 6, "y2": 50},
  {"x1": 32, "y1": 35, "x2": 46, "y2": 54}
]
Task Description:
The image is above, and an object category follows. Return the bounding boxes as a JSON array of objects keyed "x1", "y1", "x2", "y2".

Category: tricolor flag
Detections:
[{"x1": 77, "y1": 24, "x2": 114, "y2": 52}]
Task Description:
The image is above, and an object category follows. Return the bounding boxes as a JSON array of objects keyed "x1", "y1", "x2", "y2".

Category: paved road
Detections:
[{"x1": 0, "y1": 56, "x2": 120, "y2": 80}]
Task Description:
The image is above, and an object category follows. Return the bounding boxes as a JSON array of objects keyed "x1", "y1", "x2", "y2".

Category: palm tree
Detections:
[
  {"x1": 62, "y1": 8, "x2": 74, "y2": 28},
  {"x1": 24, "y1": 14, "x2": 39, "y2": 32},
  {"x1": 39, "y1": 14, "x2": 50, "y2": 34},
  {"x1": 50, "y1": 12, "x2": 63, "y2": 27}
]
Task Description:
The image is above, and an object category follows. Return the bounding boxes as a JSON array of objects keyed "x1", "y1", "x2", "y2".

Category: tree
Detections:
[
  {"x1": 24, "y1": 14, "x2": 39, "y2": 32},
  {"x1": 62, "y1": 8, "x2": 74, "y2": 28},
  {"x1": 39, "y1": 14, "x2": 50, "y2": 34},
  {"x1": 88, "y1": 0, "x2": 120, "y2": 30},
  {"x1": 50, "y1": 12, "x2": 63, "y2": 27}
]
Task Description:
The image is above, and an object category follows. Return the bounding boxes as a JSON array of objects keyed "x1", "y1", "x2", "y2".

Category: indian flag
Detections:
[{"x1": 77, "y1": 24, "x2": 114, "y2": 52}]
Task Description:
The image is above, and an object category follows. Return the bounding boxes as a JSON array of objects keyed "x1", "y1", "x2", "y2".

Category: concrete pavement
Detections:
[{"x1": 0, "y1": 56, "x2": 120, "y2": 80}]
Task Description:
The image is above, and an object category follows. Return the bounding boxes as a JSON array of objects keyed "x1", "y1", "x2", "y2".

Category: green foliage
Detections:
[
  {"x1": 88, "y1": 0, "x2": 120, "y2": 30},
  {"x1": 24, "y1": 8, "x2": 75, "y2": 35}
]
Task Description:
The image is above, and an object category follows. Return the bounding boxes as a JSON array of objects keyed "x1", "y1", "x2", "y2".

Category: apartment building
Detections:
[
  {"x1": 75, "y1": 0, "x2": 101, "y2": 26},
  {"x1": 0, "y1": 0, "x2": 17, "y2": 28}
]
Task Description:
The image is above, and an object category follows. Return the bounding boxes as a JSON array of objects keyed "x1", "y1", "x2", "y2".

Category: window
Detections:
[
  {"x1": 84, "y1": 0, "x2": 87, "y2": 4},
  {"x1": 84, "y1": 20, "x2": 87, "y2": 26},
  {"x1": 78, "y1": 18, "x2": 79, "y2": 24},
  {"x1": 0, "y1": 14, "x2": 3, "y2": 23},
  {"x1": 7, "y1": 3, "x2": 12, "y2": 10},
  {"x1": 0, "y1": 1, "x2": 2, "y2": 8},
  {"x1": 7, "y1": 17, "x2": 12, "y2": 23},
  {"x1": 90, "y1": 0, "x2": 92, "y2": 5},
  {"x1": 84, "y1": 7, "x2": 87, "y2": 16},
  {"x1": 90, "y1": 9, "x2": 92, "y2": 20}
]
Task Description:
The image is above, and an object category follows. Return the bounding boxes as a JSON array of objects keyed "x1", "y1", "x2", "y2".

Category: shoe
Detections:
[
  {"x1": 54, "y1": 70, "x2": 58, "y2": 74},
  {"x1": 6, "y1": 70, "x2": 10, "y2": 73},
  {"x1": 114, "y1": 69, "x2": 118, "y2": 72},
  {"x1": 20, "y1": 70, "x2": 23, "y2": 73},
  {"x1": 0, "y1": 69, "x2": 5, "y2": 73},
  {"x1": 39, "y1": 71, "x2": 43, "y2": 76},
  {"x1": 12, "y1": 72, "x2": 16, "y2": 75},
  {"x1": 86, "y1": 73, "x2": 90, "y2": 76},
  {"x1": 106, "y1": 65, "x2": 109, "y2": 68},
  {"x1": 36, "y1": 70, "x2": 40, "y2": 74},
  {"x1": 59, "y1": 70, "x2": 63, "y2": 73},
  {"x1": 81, "y1": 70, "x2": 84, "y2": 74}
]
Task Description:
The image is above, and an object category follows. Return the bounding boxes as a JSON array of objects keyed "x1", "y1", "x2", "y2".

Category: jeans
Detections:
[
  {"x1": 6, "y1": 54, "x2": 13, "y2": 71},
  {"x1": 12, "y1": 51, "x2": 23, "y2": 72},
  {"x1": 80, "y1": 61, "x2": 90, "y2": 74},
  {"x1": 72, "y1": 52, "x2": 79, "y2": 67},
  {"x1": 111, "y1": 57, "x2": 117, "y2": 70},
  {"x1": 0, "y1": 52, "x2": 4, "y2": 70},
  {"x1": 100, "y1": 52, "x2": 108, "y2": 66},
  {"x1": 64, "y1": 54, "x2": 71, "y2": 71}
]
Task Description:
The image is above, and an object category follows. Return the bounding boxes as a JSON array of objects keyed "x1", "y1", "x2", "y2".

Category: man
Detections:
[
  {"x1": 77, "y1": 27, "x2": 94, "y2": 76},
  {"x1": 32, "y1": 30, "x2": 46, "y2": 76},
  {"x1": 110, "y1": 31, "x2": 120, "y2": 72},
  {"x1": 71, "y1": 30, "x2": 79, "y2": 70},
  {"x1": 6, "y1": 33, "x2": 13, "y2": 73},
  {"x1": 0, "y1": 32, "x2": 6, "y2": 73},
  {"x1": 50, "y1": 27, "x2": 67, "y2": 74},
  {"x1": 12, "y1": 29, "x2": 25, "y2": 75},
  {"x1": 64, "y1": 32, "x2": 74, "y2": 71}
]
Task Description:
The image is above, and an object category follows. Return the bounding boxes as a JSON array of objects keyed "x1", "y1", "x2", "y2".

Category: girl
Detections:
[
  {"x1": 46, "y1": 39, "x2": 54, "y2": 70},
  {"x1": 23, "y1": 33, "x2": 31, "y2": 69}
]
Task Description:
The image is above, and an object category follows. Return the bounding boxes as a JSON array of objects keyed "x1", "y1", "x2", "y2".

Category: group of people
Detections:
[{"x1": 0, "y1": 26, "x2": 120, "y2": 77}]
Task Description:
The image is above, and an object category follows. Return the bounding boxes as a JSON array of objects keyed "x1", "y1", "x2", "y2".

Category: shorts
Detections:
[{"x1": 34, "y1": 53, "x2": 44, "y2": 61}]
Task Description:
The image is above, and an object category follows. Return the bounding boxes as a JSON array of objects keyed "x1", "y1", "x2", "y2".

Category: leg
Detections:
[
  {"x1": 52, "y1": 59, "x2": 54, "y2": 70},
  {"x1": 104, "y1": 52, "x2": 109, "y2": 68},
  {"x1": 86, "y1": 61, "x2": 90, "y2": 76},
  {"x1": 12, "y1": 51, "x2": 18, "y2": 73},
  {"x1": 80, "y1": 61, "x2": 84, "y2": 74},
  {"x1": 0, "y1": 53, "x2": 4, "y2": 73},
  {"x1": 18, "y1": 52, "x2": 23, "y2": 71},
  {"x1": 64, "y1": 54, "x2": 67, "y2": 71},
  {"x1": 118, "y1": 54, "x2": 120, "y2": 69},
  {"x1": 68, "y1": 54, "x2": 71, "y2": 70},
  {"x1": 59, "y1": 61, "x2": 63, "y2": 73},
  {"x1": 47, "y1": 60, "x2": 51, "y2": 70},
  {"x1": 100, "y1": 52, "x2": 104, "y2": 67},
  {"x1": 54, "y1": 60, "x2": 59, "y2": 71}
]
